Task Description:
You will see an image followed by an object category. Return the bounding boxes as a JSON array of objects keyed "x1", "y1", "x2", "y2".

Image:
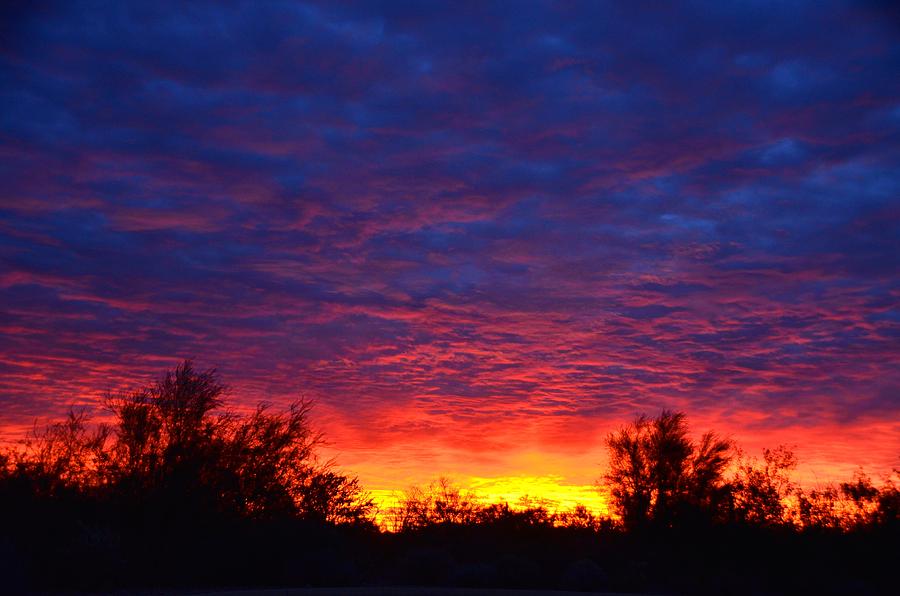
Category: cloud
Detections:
[{"x1": 1, "y1": 0, "x2": 898, "y2": 494}]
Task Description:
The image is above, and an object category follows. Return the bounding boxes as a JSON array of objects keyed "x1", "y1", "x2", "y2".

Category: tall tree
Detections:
[
  {"x1": 604, "y1": 410, "x2": 732, "y2": 529},
  {"x1": 8, "y1": 360, "x2": 374, "y2": 524}
]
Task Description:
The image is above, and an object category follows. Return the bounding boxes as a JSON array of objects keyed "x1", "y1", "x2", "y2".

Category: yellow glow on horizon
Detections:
[
  {"x1": 367, "y1": 474, "x2": 610, "y2": 526},
  {"x1": 466, "y1": 475, "x2": 610, "y2": 514}
]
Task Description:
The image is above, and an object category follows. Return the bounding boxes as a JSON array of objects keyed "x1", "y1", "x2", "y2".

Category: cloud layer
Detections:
[{"x1": 2, "y1": 1, "x2": 899, "y2": 496}]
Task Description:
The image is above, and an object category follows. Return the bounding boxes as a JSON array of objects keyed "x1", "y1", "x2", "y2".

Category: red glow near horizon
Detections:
[{"x1": 1, "y1": 2, "x2": 899, "y2": 509}]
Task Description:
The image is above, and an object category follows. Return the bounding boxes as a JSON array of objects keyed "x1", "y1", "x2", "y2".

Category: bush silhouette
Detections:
[
  {"x1": 6, "y1": 360, "x2": 374, "y2": 524},
  {"x1": 1, "y1": 369, "x2": 898, "y2": 593},
  {"x1": 604, "y1": 409, "x2": 732, "y2": 529},
  {"x1": 728, "y1": 444, "x2": 799, "y2": 526},
  {"x1": 390, "y1": 477, "x2": 482, "y2": 530}
]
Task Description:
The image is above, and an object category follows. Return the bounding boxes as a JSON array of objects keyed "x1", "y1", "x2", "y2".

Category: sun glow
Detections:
[{"x1": 367, "y1": 474, "x2": 610, "y2": 528}]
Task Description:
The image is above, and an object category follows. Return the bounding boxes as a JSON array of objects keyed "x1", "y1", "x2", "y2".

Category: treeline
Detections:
[
  {"x1": 1, "y1": 361, "x2": 374, "y2": 524},
  {"x1": 1, "y1": 361, "x2": 897, "y2": 594},
  {"x1": 388, "y1": 415, "x2": 898, "y2": 534}
]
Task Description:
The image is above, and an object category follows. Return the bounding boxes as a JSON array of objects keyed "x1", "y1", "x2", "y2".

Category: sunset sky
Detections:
[{"x1": 1, "y1": 1, "x2": 899, "y2": 511}]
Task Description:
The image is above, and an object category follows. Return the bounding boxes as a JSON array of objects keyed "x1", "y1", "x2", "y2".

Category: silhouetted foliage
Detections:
[
  {"x1": 10, "y1": 360, "x2": 376, "y2": 524},
  {"x1": 387, "y1": 479, "x2": 575, "y2": 533},
  {"x1": 794, "y1": 469, "x2": 900, "y2": 531},
  {"x1": 10, "y1": 409, "x2": 110, "y2": 495},
  {"x1": 605, "y1": 409, "x2": 732, "y2": 529},
  {"x1": 0, "y1": 361, "x2": 380, "y2": 590},
  {"x1": 390, "y1": 477, "x2": 482, "y2": 531},
  {"x1": 1, "y1": 377, "x2": 897, "y2": 594},
  {"x1": 728, "y1": 444, "x2": 799, "y2": 526}
]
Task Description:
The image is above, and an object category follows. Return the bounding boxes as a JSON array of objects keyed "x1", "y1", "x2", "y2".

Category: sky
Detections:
[{"x1": 1, "y1": 1, "x2": 899, "y2": 511}]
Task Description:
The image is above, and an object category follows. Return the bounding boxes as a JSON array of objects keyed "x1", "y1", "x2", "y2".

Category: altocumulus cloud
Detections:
[{"x1": 1, "y1": 0, "x2": 898, "y2": 489}]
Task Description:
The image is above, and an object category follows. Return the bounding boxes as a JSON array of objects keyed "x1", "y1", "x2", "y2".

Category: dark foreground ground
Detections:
[
  {"x1": 194, "y1": 589, "x2": 647, "y2": 596},
  {"x1": 63, "y1": 590, "x2": 651, "y2": 596}
]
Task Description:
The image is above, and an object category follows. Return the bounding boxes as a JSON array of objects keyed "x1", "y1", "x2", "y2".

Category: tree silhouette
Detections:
[
  {"x1": 6, "y1": 360, "x2": 374, "y2": 524},
  {"x1": 604, "y1": 410, "x2": 732, "y2": 529},
  {"x1": 1, "y1": 366, "x2": 898, "y2": 594},
  {"x1": 729, "y1": 445, "x2": 798, "y2": 526},
  {"x1": 391, "y1": 477, "x2": 481, "y2": 530},
  {"x1": 7, "y1": 409, "x2": 110, "y2": 497}
]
